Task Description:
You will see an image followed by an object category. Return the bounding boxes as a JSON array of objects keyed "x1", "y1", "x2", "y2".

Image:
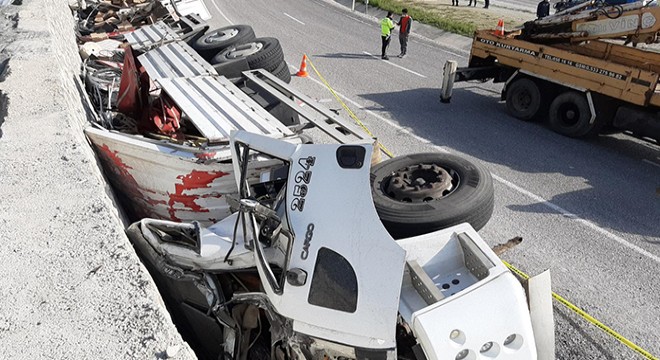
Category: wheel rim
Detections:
[
  {"x1": 382, "y1": 163, "x2": 458, "y2": 203},
  {"x1": 557, "y1": 102, "x2": 581, "y2": 127},
  {"x1": 225, "y1": 42, "x2": 264, "y2": 59},
  {"x1": 204, "y1": 29, "x2": 238, "y2": 43},
  {"x1": 512, "y1": 89, "x2": 532, "y2": 112}
]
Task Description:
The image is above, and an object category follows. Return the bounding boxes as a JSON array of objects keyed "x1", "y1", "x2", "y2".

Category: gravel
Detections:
[{"x1": 0, "y1": 0, "x2": 197, "y2": 358}]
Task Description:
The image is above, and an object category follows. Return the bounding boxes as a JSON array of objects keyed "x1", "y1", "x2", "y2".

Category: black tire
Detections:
[
  {"x1": 193, "y1": 25, "x2": 256, "y2": 61},
  {"x1": 212, "y1": 37, "x2": 284, "y2": 73},
  {"x1": 506, "y1": 78, "x2": 542, "y2": 121},
  {"x1": 548, "y1": 91, "x2": 601, "y2": 137},
  {"x1": 271, "y1": 60, "x2": 291, "y2": 83},
  {"x1": 371, "y1": 153, "x2": 494, "y2": 239},
  {"x1": 184, "y1": 27, "x2": 208, "y2": 49}
]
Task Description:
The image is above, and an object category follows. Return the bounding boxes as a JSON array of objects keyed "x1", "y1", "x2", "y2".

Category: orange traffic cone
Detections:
[
  {"x1": 296, "y1": 55, "x2": 309, "y2": 77},
  {"x1": 494, "y1": 19, "x2": 505, "y2": 36}
]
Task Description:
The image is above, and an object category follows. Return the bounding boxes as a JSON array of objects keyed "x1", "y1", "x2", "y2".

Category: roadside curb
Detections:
[{"x1": 0, "y1": 0, "x2": 197, "y2": 358}]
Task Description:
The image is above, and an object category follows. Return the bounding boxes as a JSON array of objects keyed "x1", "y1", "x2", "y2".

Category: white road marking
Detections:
[
  {"x1": 210, "y1": 0, "x2": 233, "y2": 24},
  {"x1": 642, "y1": 159, "x2": 660, "y2": 168},
  {"x1": 493, "y1": 175, "x2": 660, "y2": 264},
  {"x1": 289, "y1": 63, "x2": 660, "y2": 265},
  {"x1": 310, "y1": 0, "x2": 470, "y2": 58},
  {"x1": 283, "y1": 12, "x2": 306, "y2": 25},
  {"x1": 362, "y1": 51, "x2": 427, "y2": 78}
]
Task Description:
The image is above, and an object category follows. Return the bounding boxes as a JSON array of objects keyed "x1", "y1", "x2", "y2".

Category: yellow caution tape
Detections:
[
  {"x1": 300, "y1": 55, "x2": 657, "y2": 360},
  {"x1": 503, "y1": 260, "x2": 658, "y2": 360},
  {"x1": 304, "y1": 55, "x2": 395, "y2": 159}
]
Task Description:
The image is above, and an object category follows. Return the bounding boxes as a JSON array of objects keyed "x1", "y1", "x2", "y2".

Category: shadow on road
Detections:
[
  {"x1": 357, "y1": 86, "x2": 660, "y2": 239},
  {"x1": 315, "y1": 52, "x2": 375, "y2": 60}
]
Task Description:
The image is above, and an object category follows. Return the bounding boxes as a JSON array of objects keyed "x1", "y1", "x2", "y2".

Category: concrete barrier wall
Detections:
[{"x1": 0, "y1": 0, "x2": 197, "y2": 358}]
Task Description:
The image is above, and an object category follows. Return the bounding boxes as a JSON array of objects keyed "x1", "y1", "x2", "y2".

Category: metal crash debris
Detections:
[
  {"x1": 127, "y1": 131, "x2": 555, "y2": 360},
  {"x1": 70, "y1": 1, "x2": 555, "y2": 359}
]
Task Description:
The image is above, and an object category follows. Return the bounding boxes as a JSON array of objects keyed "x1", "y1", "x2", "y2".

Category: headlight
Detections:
[
  {"x1": 504, "y1": 334, "x2": 517, "y2": 345},
  {"x1": 455, "y1": 349, "x2": 469, "y2": 360}
]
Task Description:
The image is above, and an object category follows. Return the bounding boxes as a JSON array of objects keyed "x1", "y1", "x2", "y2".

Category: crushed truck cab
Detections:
[{"x1": 127, "y1": 131, "x2": 553, "y2": 360}]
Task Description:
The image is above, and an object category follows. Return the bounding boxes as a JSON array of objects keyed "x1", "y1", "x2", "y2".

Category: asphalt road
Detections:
[{"x1": 204, "y1": 0, "x2": 659, "y2": 358}]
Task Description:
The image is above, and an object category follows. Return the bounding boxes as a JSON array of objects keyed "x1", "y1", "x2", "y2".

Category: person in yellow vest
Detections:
[{"x1": 380, "y1": 11, "x2": 395, "y2": 60}]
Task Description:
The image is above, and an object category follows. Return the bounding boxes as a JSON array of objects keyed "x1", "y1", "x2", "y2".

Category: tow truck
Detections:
[{"x1": 441, "y1": 0, "x2": 660, "y2": 142}]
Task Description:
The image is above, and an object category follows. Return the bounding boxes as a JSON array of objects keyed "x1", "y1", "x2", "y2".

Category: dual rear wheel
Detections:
[{"x1": 505, "y1": 77, "x2": 609, "y2": 138}]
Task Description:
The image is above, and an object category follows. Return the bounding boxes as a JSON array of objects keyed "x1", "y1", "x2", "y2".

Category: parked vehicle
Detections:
[
  {"x1": 441, "y1": 0, "x2": 660, "y2": 143},
  {"x1": 127, "y1": 131, "x2": 554, "y2": 360}
]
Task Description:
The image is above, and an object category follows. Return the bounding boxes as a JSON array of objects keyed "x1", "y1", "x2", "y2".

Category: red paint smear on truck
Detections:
[
  {"x1": 167, "y1": 170, "x2": 229, "y2": 221},
  {"x1": 96, "y1": 144, "x2": 166, "y2": 219}
]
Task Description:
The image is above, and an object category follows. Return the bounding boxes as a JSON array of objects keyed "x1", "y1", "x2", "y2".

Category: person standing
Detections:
[
  {"x1": 468, "y1": 0, "x2": 477, "y2": 6},
  {"x1": 483, "y1": 0, "x2": 490, "y2": 8},
  {"x1": 397, "y1": 9, "x2": 412, "y2": 58},
  {"x1": 452, "y1": 0, "x2": 459, "y2": 6},
  {"x1": 536, "y1": 0, "x2": 550, "y2": 18},
  {"x1": 380, "y1": 11, "x2": 395, "y2": 60}
]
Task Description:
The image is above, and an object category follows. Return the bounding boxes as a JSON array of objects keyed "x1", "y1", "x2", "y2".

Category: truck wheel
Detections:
[
  {"x1": 212, "y1": 37, "x2": 284, "y2": 73},
  {"x1": 506, "y1": 78, "x2": 541, "y2": 121},
  {"x1": 548, "y1": 91, "x2": 598, "y2": 137},
  {"x1": 371, "y1": 153, "x2": 494, "y2": 239},
  {"x1": 271, "y1": 60, "x2": 291, "y2": 83},
  {"x1": 193, "y1": 25, "x2": 256, "y2": 61}
]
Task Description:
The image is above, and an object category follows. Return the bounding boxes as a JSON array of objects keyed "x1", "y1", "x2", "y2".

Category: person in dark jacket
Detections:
[
  {"x1": 397, "y1": 9, "x2": 413, "y2": 58},
  {"x1": 537, "y1": 0, "x2": 551, "y2": 18}
]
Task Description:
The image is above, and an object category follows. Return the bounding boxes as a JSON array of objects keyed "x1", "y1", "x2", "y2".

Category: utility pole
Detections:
[{"x1": 351, "y1": 0, "x2": 355, "y2": 11}]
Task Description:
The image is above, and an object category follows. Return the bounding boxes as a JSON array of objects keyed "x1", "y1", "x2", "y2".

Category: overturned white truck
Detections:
[
  {"x1": 83, "y1": 19, "x2": 494, "y2": 238},
  {"x1": 127, "y1": 131, "x2": 554, "y2": 360},
  {"x1": 77, "y1": 11, "x2": 554, "y2": 360}
]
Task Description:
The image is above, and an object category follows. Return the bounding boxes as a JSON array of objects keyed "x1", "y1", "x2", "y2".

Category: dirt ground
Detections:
[{"x1": 395, "y1": 0, "x2": 531, "y2": 30}]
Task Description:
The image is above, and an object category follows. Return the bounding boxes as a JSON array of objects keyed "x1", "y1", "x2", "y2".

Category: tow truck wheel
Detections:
[
  {"x1": 371, "y1": 153, "x2": 494, "y2": 239},
  {"x1": 193, "y1": 25, "x2": 256, "y2": 61},
  {"x1": 548, "y1": 91, "x2": 597, "y2": 137},
  {"x1": 506, "y1": 78, "x2": 541, "y2": 121}
]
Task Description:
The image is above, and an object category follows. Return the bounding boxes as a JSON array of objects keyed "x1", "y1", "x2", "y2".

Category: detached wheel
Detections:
[
  {"x1": 212, "y1": 37, "x2": 284, "y2": 72},
  {"x1": 193, "y1": 25, "x2": 256, "y2": 61},
  {"x1": 548, "y1": 91, "x2": 599, "y2": 137},
  {"x1": 371, "y1": 153, "x2": 494, "y2": 239},
  {"x1": 506, "y1": 78, "x2": 541, "y2": 121}
]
